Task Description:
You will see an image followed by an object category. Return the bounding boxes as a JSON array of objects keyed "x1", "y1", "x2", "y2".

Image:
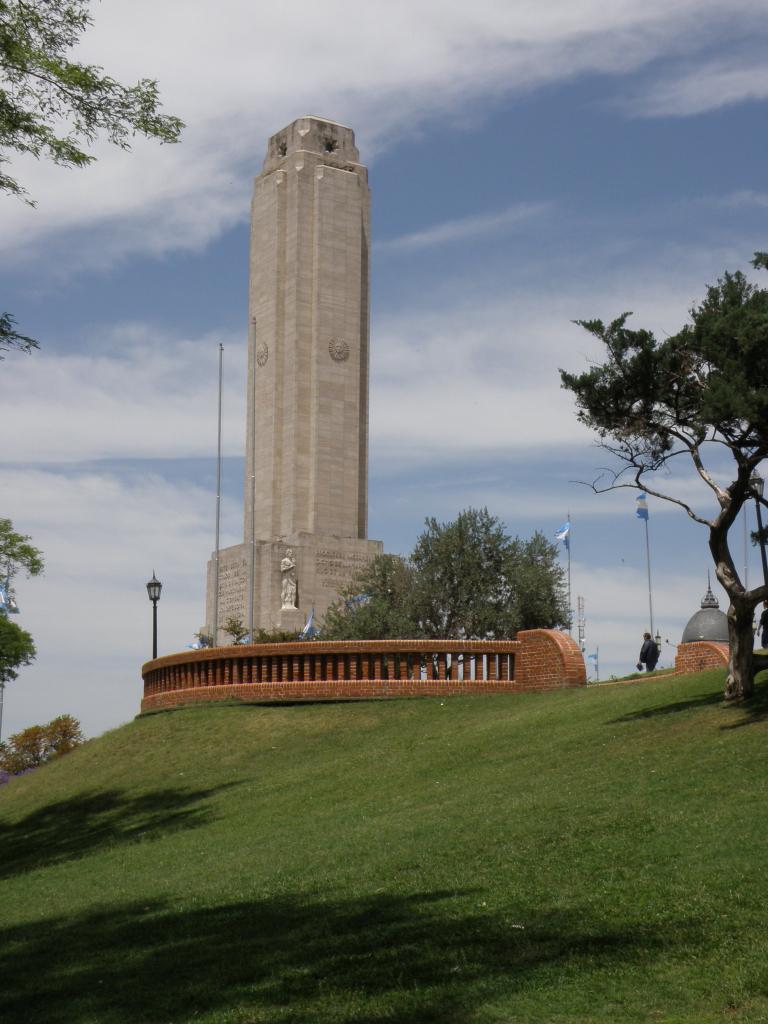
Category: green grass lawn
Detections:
[{"x1": 2, "y1": 670, "x2": 768, "y2": 1023}]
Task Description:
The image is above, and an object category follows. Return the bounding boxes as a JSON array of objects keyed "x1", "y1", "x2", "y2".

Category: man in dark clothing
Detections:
[
  {"x1": 759, "y1": 601, "x2": 768, "y2": 650},
  {"x1": 637, "y1": 632, "x2": 659, "y2": 672}
]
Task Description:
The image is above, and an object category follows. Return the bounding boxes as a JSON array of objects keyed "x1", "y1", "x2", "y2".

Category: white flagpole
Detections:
[
  {"x1": 644, "y1": 516, "x2": 655, "y2": 636},
  {"x1": 212, "y1": 343, "x2": 223, "y2": 645},
  {"x1": 567, "y1": 511, "x2": 572, "y2": 635}
]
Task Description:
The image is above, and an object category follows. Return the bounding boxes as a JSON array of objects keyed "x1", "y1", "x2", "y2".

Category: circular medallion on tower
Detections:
[
  {"x1": 256, "y1": 343, "x2": 269, "y2": 367},
  {"x1": 328, "y1": 338, "x2": 350, "y2": 363}
]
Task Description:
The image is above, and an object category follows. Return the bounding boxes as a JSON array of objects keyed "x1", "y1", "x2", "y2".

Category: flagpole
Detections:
[
  {"x1": 644, "y1": 516, "x2": 654, "y2": 636},
  {"x1": 212, "y1": 343, "x2": 223, "y2": 646},
  {"x1": 567, "y1": 510, "x2": 572, "y2": 635},
  {"x1": 247, "y1": 321, "x2": 257, "y2": 642}
]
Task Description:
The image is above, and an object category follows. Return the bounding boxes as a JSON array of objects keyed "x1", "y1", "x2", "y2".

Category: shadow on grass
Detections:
[
  {"x1": 609, "y1": 689, "x2": 724, "y2": 724},
  {"x1": 719, "y1": 673, "x2": 768, "y2": 730},
  {"x1": 0, "y1": 890, "x2": 703, "y2": 1024},
  {"x1": 0, "y1": 784, "x2": 236, "y2": 880},
  {"x1": 609, "y1": 671, "x2": 768, "y2": 730}
]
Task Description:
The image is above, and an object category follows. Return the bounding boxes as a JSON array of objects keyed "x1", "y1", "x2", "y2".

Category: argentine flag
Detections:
[
  {"x1": 554, "y1": 520, "x2": 571, "y2": 551},
  {"x1": 0, "y1": 585, "x2": 6, "y2": 611},
  {"x1": 636, "y1": 493, "x2": 649, "y2": 520},
  {"x1": 299, "y1": 608, "x2": 316, "y2": 640}
]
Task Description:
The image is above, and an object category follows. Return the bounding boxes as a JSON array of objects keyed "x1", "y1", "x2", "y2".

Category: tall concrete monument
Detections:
[{"x1": 205, "y1": 116, "x2": 382, "y2": 640}]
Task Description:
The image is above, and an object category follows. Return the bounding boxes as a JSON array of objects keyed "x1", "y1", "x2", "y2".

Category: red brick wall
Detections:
[
  {"x1": 140, "y1": 632, "x2": 587, "y2": 714},
  {"x1": 142, "y1": 678, "x2": 545, "y2": 712},
  {"x1": 515, "y1": 629, "x2": 587, "y2": 690},
  {"x1": 675, "y1": 641, "x2": 729, "y2": 674}
]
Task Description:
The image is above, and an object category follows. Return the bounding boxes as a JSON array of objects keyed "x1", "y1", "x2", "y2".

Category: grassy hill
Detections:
[{"x1": 2, "y1": 670, "x2": 768, "y2": 1024}]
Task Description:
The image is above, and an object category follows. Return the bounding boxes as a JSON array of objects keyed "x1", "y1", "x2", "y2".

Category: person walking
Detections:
[
  {"x1": 759, "y1": 600, "x2": 768, "y2": 650},
  {"x1": 637, "y1": 632, "x2": 659, "y2": 672}
]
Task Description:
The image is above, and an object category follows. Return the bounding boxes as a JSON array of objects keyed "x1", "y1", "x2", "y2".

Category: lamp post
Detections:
[
  {"x1": 749, "y1": 472, "x2": 768, "y2": 589},
  {"x1": 146, "y1": 571, "x2": 162, "y2": 660}
]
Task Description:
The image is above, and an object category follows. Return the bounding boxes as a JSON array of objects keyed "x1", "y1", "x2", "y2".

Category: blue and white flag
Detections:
[
  {"x1": 299, "y1": 608, "x2": 316, "y2": 640},
  {"x1": 636, "y1": 493, "x2": 649, "y2": 520},
  {"x1": 0, "y1": 585, "x2": 7, "y2": 611},
  {"x1": 554, "y1": 521, "x2": 571, "y2": 551},
  {"x1": 346, "y1": 593, "x2": 371, "y2": 608},
  {"x1": 587, "y1": 652, "x2": 598, "y2": 661},
  {"x1": 188, "y1": 638, "x2": 204, "y2": 650}
]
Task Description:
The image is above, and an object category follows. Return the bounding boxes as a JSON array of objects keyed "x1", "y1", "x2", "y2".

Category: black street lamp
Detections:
[
  {"x1": 749, "y1": 472, "x2": 768, "y2": 590},
  {"x1": 146, "y1": 571, "x2": 162, "y2": 660}
]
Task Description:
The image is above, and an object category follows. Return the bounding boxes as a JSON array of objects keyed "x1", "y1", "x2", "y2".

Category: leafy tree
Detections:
[
  {"x1": 0, "y1": 0, "x2": 183, "y2": 202},
  {"x1": 0, "y1": 516, "x2": 44, "y2": 592},
  {"x1": 560, "y1": 253, "x2": 768, "y2": 700},
  {"x1": 0, "y1": 713, "x2": 83, "y2": 773},
  {"x1": 1, "y1": 0, "x2": 183, "y2": 346},
  {"x1": 322, "y1": 555, "x2": 419, "y2": 640},
  {"x1": 508, "y1": 530, "x2": 570, "y2": 632},
  {"x1": 411, "y1": 510, "x2": 567, "y2": 639},
  {"x1": 0, "y1": 519, "x2": 42, "y2": 687},
  {"x1": 0, "y1": 612, "x2": 35, "y2": 684},
  {"x1": 323, "y1": 509, "x2": 568, "y2": 641},
  {"x1": 1, "y1": 310, "x2": 37, "y2": 358},
  {"x1": 222, "y1": 616, "x2": 250, "y2": 645},
  {"x1": 252, "y1": 627, "x2": 307, "y2": 644}
]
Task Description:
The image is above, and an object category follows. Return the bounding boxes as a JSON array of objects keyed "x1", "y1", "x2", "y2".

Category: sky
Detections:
[{"x1": 3, "y1": 0, "x2": 768, "y2": 738}]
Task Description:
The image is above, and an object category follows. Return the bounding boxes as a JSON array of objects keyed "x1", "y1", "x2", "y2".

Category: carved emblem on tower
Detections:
[
  {"x1": 256, "y1": 343, "x2": 269, "y2": 367},
  {"x1": 328, "y1": 338, "x2": 350, "y2": 362}
]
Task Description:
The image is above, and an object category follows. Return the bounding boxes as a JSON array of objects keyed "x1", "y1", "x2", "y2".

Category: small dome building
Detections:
[{"x1": 681, "y1": 580, "x2": 729, "y2": 644}]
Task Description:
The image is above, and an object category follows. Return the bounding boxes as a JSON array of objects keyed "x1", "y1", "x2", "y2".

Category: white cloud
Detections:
[
  {"x1": 376, "y1": 202, "x2": 551, "y2": 251},
  {"x1": 629, "y1": 58, "x2": 768, "y2": 118},
  {"x1": 720, "y1": 190, "x2": 768, "y2": 209},
  {"x1": 2, "y1": 326, "x2": 247, "y2": 463},
  {"x1": 2, "y1": 0, "x2": 766, "y2": 266},
  {"x1": 1, "y1": 249, "x2": 750, "y2": 486}
]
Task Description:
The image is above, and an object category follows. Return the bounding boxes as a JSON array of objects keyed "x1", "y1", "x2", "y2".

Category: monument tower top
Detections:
[{"x1": 262, "y1": 115, "x2": 361, "y2": 174}]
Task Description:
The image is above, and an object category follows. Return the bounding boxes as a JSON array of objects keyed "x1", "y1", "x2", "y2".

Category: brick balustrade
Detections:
[
  {"x1": 674, "y1": 641, "x2": 729, "y2": 674},
  {"x1": 140, "y1": 630, "x2": 587, "y2": 713}
]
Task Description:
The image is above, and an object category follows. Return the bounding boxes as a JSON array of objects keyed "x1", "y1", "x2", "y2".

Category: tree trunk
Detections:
[{"x1": 724, "y1": 600, "x2": 756, "y2": 700}]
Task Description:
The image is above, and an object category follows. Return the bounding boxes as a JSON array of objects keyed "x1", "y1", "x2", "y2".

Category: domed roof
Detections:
[{"x1": 681, "y1": 580, "x2": 729, "y2": 644}]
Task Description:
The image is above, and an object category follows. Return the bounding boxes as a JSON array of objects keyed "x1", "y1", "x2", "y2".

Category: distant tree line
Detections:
[{"x1": 0, "y1": 714, "x2": 83, "y2": 775}]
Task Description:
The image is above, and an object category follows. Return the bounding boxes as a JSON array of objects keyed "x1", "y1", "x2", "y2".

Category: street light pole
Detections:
[
  {"x1": 146, "y1": 572, "x2": 162, "y2": 660},
  {"x1": 749, "y1": 472, "x2": 768, "y2": 590}
]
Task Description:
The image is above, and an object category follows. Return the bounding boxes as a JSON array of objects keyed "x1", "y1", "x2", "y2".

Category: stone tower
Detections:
[{"x1": 205, "y1": 116, "x2": 382, "y2": 640}]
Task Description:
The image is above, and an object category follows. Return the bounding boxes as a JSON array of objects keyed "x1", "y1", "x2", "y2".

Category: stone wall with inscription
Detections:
[
  {"x1": 206, "y1": 534, "x2": 382, "y2": 641},
  {"x1": 315, "y1": 547, "x2": 373, "y2": 593}
]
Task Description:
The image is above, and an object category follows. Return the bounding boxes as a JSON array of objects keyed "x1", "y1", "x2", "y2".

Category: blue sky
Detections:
[{"x1": 3, "y1": 0, "x2": 768, "y2": 737}]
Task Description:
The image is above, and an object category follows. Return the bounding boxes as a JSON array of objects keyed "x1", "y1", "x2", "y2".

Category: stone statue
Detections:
[{"x1": 281, "y1": 548, "x2": 297, "y2": 609}]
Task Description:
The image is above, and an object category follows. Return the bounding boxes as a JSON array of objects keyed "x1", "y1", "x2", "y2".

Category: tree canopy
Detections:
[
  {"x1": 0, "y1": 713, "x2": 83, "y2": 773},
  {"x1": 0, "y1": 0, "x2": 183, "y2": 203},
  {"x1": 322, "y1": 508, "x2": 568, "y2": 641},
  {"x1": 560, "y1": 253, "x2": 768, "y2": 699},
  {"x1": 0, "y1": 516, "x2": 44, "y2": 593},
  {"x1": 1, "y1": 0, "x2": 183, "y2": 353},
  {"x1": 0, "y1": 612, "x2": 35, "y2": 684}
]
